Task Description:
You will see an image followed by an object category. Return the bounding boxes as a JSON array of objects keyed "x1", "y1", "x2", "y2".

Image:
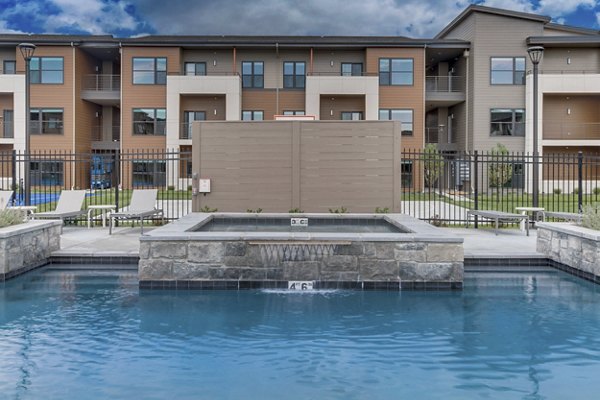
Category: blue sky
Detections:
[{"x1": 0, "y1": 0, "x2": 598, "y2": 37}]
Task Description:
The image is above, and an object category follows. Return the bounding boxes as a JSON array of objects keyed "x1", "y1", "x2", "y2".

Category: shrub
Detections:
[
  {"x1": 167, "y1": 185, "x2": 175, "y2": 191},
  {"x1": 328, "y1": 207, "x2": 348, "y2": 214},
  {"x1": 581, "y1": 203, "x2": 600, "y2": 230},
  {"x1": 288, "y1": 208, "x2": 304, "y2": 213},
  {"x1": 553, "y1": 188, "x2": 562, "y2": 195},
  {"x1": 573, "y1": 188, "x2": 579, "y2": 195},
  {"x1": 488, "y1": 143, "x2": 513, "y2": 189},
  {"x1": 594, "y1": 187, "x2": 600, "y2": 196},
  {"x1": 0, "y1": 209, "x2": 25, "y2": 228},
  {"x1": 246, "y1": 208, "x2": 263, "y2": 213},
  {"x1": 375, "y1": 207, "x2": 389, "y2": 214},
  {"x1": 199, "y1": 205, "x2": 218, "y2": 212}
]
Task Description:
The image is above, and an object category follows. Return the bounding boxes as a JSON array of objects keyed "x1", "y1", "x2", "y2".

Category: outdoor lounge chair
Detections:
[
  {"x1": 466, "y1": 210, "x2": 530, "y2": 236},
  {"x1": 32, "y1": 190, "x2": 87, "y2": 223},
  {"x1": 541, "y1": 211, "x2": 582, "y2": 223},
  {"x1": 109, "y1": 189, "x2": 163, "y2": 235},
  {"x1": 0, "y1": 190, "x2": 13, "y2": 209}
]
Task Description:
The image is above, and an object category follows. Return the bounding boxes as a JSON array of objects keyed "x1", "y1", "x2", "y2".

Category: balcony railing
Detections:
[
  {"x1": 307, "y1": 72, "x2": 378, "y2": 77},
  {"x1": 83, "y1": 74, "x2": 120, "y2": 91},
  {"x1": 168, "y1": 72, "x2": 240, "y2": 76},
  {"x1": 91, "y1": 125, "x2": 120, "y2": 142},
  {"x1": 530, "y1": 69, "x2": 600, "y2": 75},
  {"x1": 425, "y1": 127, "x2": 439, "y2": 144},
  {"x1": 543, "y1": 122, "x2": 600, "y2": 140},
  {"x1": 426, "y1": 76, "x2": 464, "y2": 92}
]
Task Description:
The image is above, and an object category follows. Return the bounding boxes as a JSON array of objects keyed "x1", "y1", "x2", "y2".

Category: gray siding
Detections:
[
  {"x1": 543, "y1": 48, "x2": 600, "y2": 73},
  {"x1": 236, "y1": 49, "x2": 310, "y2": 89},
  {"x1": 312, "y1": 50, "x2": 366, "y2": 75},
  {"x1": 0, "y1": 48, "x2": 15, "y2": 73}
]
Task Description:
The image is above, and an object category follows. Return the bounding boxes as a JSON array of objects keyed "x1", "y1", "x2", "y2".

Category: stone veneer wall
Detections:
[
  {"x1": 0, "y1": 220, "x2": 62, "y2": 281},
  {"x1": 537, "y1": 222, "x2": 600, "y2": 280},
  {"x1": 139, "y1": 240, "x2": 464, "y2": 290}
]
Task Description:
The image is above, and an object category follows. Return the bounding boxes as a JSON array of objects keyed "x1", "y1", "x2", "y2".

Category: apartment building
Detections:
[{"x1": 0, "y1": 4, "x2": 599, "y2": 190}]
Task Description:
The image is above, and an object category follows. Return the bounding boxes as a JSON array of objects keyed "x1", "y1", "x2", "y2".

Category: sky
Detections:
[{"x1": 0, "y1": 0, "x2": 598, "y2": 38}]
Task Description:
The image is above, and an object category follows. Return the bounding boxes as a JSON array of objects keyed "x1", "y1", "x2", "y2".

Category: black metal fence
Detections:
[{"x1": 1, "y1": 148, "x2": 599, "y2": 226}]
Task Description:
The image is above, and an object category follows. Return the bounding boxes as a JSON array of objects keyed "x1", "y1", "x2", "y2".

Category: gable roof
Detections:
[{"x1": 436, "y1": 4, "x2": 551, "y2": 39}]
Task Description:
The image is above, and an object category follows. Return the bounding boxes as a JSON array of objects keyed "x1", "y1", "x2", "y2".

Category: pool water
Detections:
[{"x1": 1, "y1": 267, "x2": 600, "y2": 399}]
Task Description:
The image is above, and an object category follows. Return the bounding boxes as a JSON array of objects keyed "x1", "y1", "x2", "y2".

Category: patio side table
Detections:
[{"x1": 88, "y1": 205, "x2": 116, "y2": 228}]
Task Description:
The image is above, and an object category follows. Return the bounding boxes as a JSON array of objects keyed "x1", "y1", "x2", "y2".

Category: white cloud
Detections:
[
  {"x1": 481, "y1": 0, "x2": 534, "y2": 13},
  {"x1": 538, "y1": 0, "x2": 597, "y2": 16},
  {"x1": 0, "y1": 20, "x2": 25, "y2": 34}
]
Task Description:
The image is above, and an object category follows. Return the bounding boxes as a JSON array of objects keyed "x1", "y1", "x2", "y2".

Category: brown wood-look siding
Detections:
[
  {"x1": 74, "y1": 48, "x2": 100, "y2": 154},
  {"x1": 319, "y1": 95, "x2": 365, "y2": 120},
  {"x1": 180, "y1": 95, "x2": 226, "y2": 121},
  {"x1": 543, "y1": 95, "x2": 600, "y2": 140},
  {"x1": 241, "y1": 90, "x2": 306, "y2": 120},
  {"x1": 366, "y1": 48, "x2": 425, "y2": 150},
  {"x1": 121, "y1": 46, "x2": 180, "y2": 151},
  {"x1": 192, "y1": 121, "x2": 401, "y2": 213},
  {"x1": 0, "y1": 94, "x2": 12, "y2": 132},
  {"x1": 16, "y1": 46, "x2": 74, "y2": 152}
]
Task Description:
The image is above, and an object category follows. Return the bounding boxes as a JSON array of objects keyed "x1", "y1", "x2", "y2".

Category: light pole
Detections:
[
  {"x1": 528, "y1": 46, "x2": 544, "y2": 208},
  {"x1": 18, "y1": 43, "x2": 36, "y2": 206}
]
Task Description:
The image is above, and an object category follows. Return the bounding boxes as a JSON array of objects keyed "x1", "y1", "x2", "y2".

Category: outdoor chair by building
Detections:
[
  {"x1": 0, "y1": 190, "x2": 13, "y2": 209},
  {"x1": 466, "y1": 210, "x2": 530, "y2": 236},
  {"x1": 109, "y1": 189, "x2": 163, "y2": 235},
  {"x1": 32, "y1": 190, "x2": 87, "y2": 225}
]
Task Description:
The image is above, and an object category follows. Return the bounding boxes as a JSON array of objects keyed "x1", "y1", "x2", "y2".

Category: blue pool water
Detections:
[{"x1": 1, "y1": 267, "x2": 600, "y2": 399}]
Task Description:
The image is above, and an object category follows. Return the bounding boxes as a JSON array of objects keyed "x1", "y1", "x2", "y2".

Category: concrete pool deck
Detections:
[{"x1": 56, "y1": 225, "x2": 542, "y2": 259}]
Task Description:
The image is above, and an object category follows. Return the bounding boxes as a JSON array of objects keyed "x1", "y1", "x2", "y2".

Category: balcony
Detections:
[
  {"x1": 81, "y1": 74, "x2": 120, "y2": 106},
  {"x1": 305, "y1": 73, "x2": 379, "y2": 120},
  {"x1": 425, "y1": 76, "x2": 465, "y2": 107},
  {"x1": 543, "y1": 122, "x2": 600, "y2": 141},
  {"x1": 425, "y1": 127, "x2": 439, "y2": 144},
  {"x1": 91, "y1": 125, "x2": 120, "y2": 150}
]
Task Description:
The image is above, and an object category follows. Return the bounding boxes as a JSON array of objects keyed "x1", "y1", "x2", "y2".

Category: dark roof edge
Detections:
[
  {"x1": 528, "y1": 36, "x2": 600, "y2": 46},
  {"x1": 436, "y1": 4, "x2": 551, "y2": 39},
  {"x1": 544, "y1": 22, "x2": 600, "y2": 36}
]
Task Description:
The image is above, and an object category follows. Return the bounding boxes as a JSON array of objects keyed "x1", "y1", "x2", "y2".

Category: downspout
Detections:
[
  {"x1": 119, "y1": 42, "x2": 123, "y2": 153},
  {"x1": 71, "y1": 42, "x2": 76, "y2": 188},
  {"x1": 275, "y1": 43, "x2": 279, "y2": 116},
  {"x1": 423, "y1": 44, "x2": 427, "y2": 149},
  {"x1": 464, "y1": 49, "x2": 470, "y2": 152}
]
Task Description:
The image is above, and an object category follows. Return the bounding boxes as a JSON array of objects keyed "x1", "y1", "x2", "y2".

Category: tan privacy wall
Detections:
[{"x1": 192, "y1": 121, "x2": 402, "y2": 213}]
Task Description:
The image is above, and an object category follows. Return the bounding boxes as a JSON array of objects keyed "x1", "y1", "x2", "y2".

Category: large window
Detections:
[
  {"x1": 379, "y1": 58, "x2": 413, "y2": 85},
  {"x1": 242, "y1": 61, "x2": 264, "y2": 88},
  {"x1": 283, "y1": 110, "x2": 305, "y2": 116},
  {"x1": 3, "y1": 60, "x2": 15, "y2": 75},
  {"x1": 341, "y1": 63, "x2": 363, "y2": 76},
  {"x1": 30, "y1": 57, "x2": 63, "y2": 84},
  {"x1": 30, "y1": 109, "x2": 63, "y2": 135},
  {"x1": 133, "y1": 57, "x2": 167, "y2": 84},
  {"x1": 491, "y1": 57, "x2": 526, "y2": 85},
  {"x1": 283, "y1": 62, "x2": 305, "y2": 89},
  {"x1": 185, "y1": 62, "x2": 206, "y2": 76},
  {"x1": 132, "y1": 161, "x2": 166, "y2": 187},
  {"x1": 133, "y1": 108, "x2": 166, "y2": 135},
  {"x1": 341, "y1": 112, "x2": 363, "y2": 120},
  {"x1": 182, "y1": 111, "x2": 206, "y2": 139},
  {"x1": 31, "y1": 161, "x2": 63, "y2": 186},
  {"x1": 379, "y1": 109, "x2": 413, "y2": 136},
  {"x1": 242, "y1": 110, "x2": 264, "y2": 121},
  {"x1": 490, "y1": 109, "x2": 525, "y2": 136}
]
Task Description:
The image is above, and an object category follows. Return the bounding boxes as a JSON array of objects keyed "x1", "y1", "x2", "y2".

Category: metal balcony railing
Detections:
[
  {"x1": 91, "y1": 125, "x2": 120, "y2": 142},
  {"x1": 307, "y1": 72, "x2": 378, "y2": 77},
  {"x1": 426, "y1": 76, "x2": 465, "y2": 92},
  {"x1": 83, "y1": 74, "x2": 120, "y2": 91},
  {"x1": 543, "y1": 122, "x2": 600, "y2": 140},
  {"x1": 0, "y1": 122, "x2": 13, "y2": 138}
]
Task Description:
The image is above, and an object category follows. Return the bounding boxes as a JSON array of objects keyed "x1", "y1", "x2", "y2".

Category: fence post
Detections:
[
  {"x1": 578, "y1": 151, "x2": 583, "y2": 212},
  {"x1": 114, "y1": 149, "x2": 120, "y2": 226},
  {"x1": 11, "y1": 149, "x2": 16, "y2": 194},
  {"x1": 473, "y1": 150, "x2": 479, "y2": 229}
]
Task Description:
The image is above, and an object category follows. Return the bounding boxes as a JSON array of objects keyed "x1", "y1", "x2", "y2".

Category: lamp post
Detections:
[
  {"x1": 18, "y1": 43, "x2": 36, "y2": 206},
  {"x1": 528, "y1": 46, "x2": 544, "y2": 208}
]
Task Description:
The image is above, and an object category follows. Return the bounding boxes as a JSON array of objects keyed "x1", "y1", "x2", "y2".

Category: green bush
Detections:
[
  {"x1": 246, "y1": 208, "x2": 263, "y2": 213},
  {"x1": 328, "y1": 207, "x2": 348, "y2": 214},
  {"x1": 199, "y1": 205, "x2": 218, "y2": 212},
  {"x1": 593, "y1": 187, "x2": 600, "y2": 196},
  {"x1": 288, "y1": 208, "x2": 304, "y2": 213},
  {"x1": 573, "y1": 188, "x2": 579, "y2": 195},
  {"x1": 167, "y1": 185, "x2": 175, "y2": 191},
  {"x1": 581, "y1": 203, "x2": 600, "y2": 230},
  {"x1": 375, "y1": 207, "x2": 389, "y2": 214},
  {"x1": 553, "y1": 188, "x2": 562, "y2": 195},
  {"x1": 0, "y1": 209, "x2": 25, "y2": 228}
]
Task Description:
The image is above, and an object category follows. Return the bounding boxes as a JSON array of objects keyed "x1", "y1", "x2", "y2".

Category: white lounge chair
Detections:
[
  {"x1": 109, "y1": 189, "x2": 163, "y2": 235},
  {"x1": 32, "y1": 190, "x2": 87, "y2": 223},
  {"x1": 0, "y1": 190, "x2": 13, "y2": 209}
]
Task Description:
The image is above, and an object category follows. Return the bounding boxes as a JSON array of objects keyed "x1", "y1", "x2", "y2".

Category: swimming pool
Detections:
[{"x1": 1, "y1": 266, "x2": 600, "y2": 399}]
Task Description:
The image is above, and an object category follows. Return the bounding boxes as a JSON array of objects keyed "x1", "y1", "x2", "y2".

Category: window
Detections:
[
  {"x1": 133, "y1": 57, "x2": 167, "y2": 84},
  {"x1": 31, "y1": 161, "x2": 63, "y2": 186},
  {"x1": 30, "y1": 57, "x2": 63, "y2": 84},
  {"x1": 283, "y1": 62, "x2": 305, "y2": 89},
  {"x1": 379, "y1": 109, "x2": 413, "y2": 136},
  {"x1": 283, "y1": 110, "x2": 305, "y2": 116},
  {"x1": 30, "y1": 109, "x2": 63, "y2": 135},
  {"x1": 341, "y1": 112, "x2": 363, "y2": 120},
  {"x1": 182, "y1": 111, "x2": 206, "y2": 139},
  {"x1": 490, "y1": 109, "x2": 525, "y2": 136},
  {"x1": 132, "y1": 161, "x2": 166, "y2": 187},
  {"x1": 341, "y1": 63, "x2": 363, "y2": 76},
  {"x1": 401, "y1": 160, "x2": 413, "y2": 189},
  {"x1": 133, "y1": 108, "x2": 166, "y2": 135},
  {"x1": 185, "y1": 62, "x2": 206, "y2": 76},
  {"x1": 242, "y1": 110, "x2": 264, "y2": 121},
  {"x1": 3, "y1": 60, "x2": 15, "y2": 74},
  {"x1": 379, "y1": 58, "x2": 413, "y2": 85},
  {"x1": 491, "y1": 57, "x2": 525, "y2": 85},
  {"x1": 242, "y1": 61, "x2": 264, "y2": 88},
  {"x1": 3, "y1": 110, "x2": 13, "y2": 138}
]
